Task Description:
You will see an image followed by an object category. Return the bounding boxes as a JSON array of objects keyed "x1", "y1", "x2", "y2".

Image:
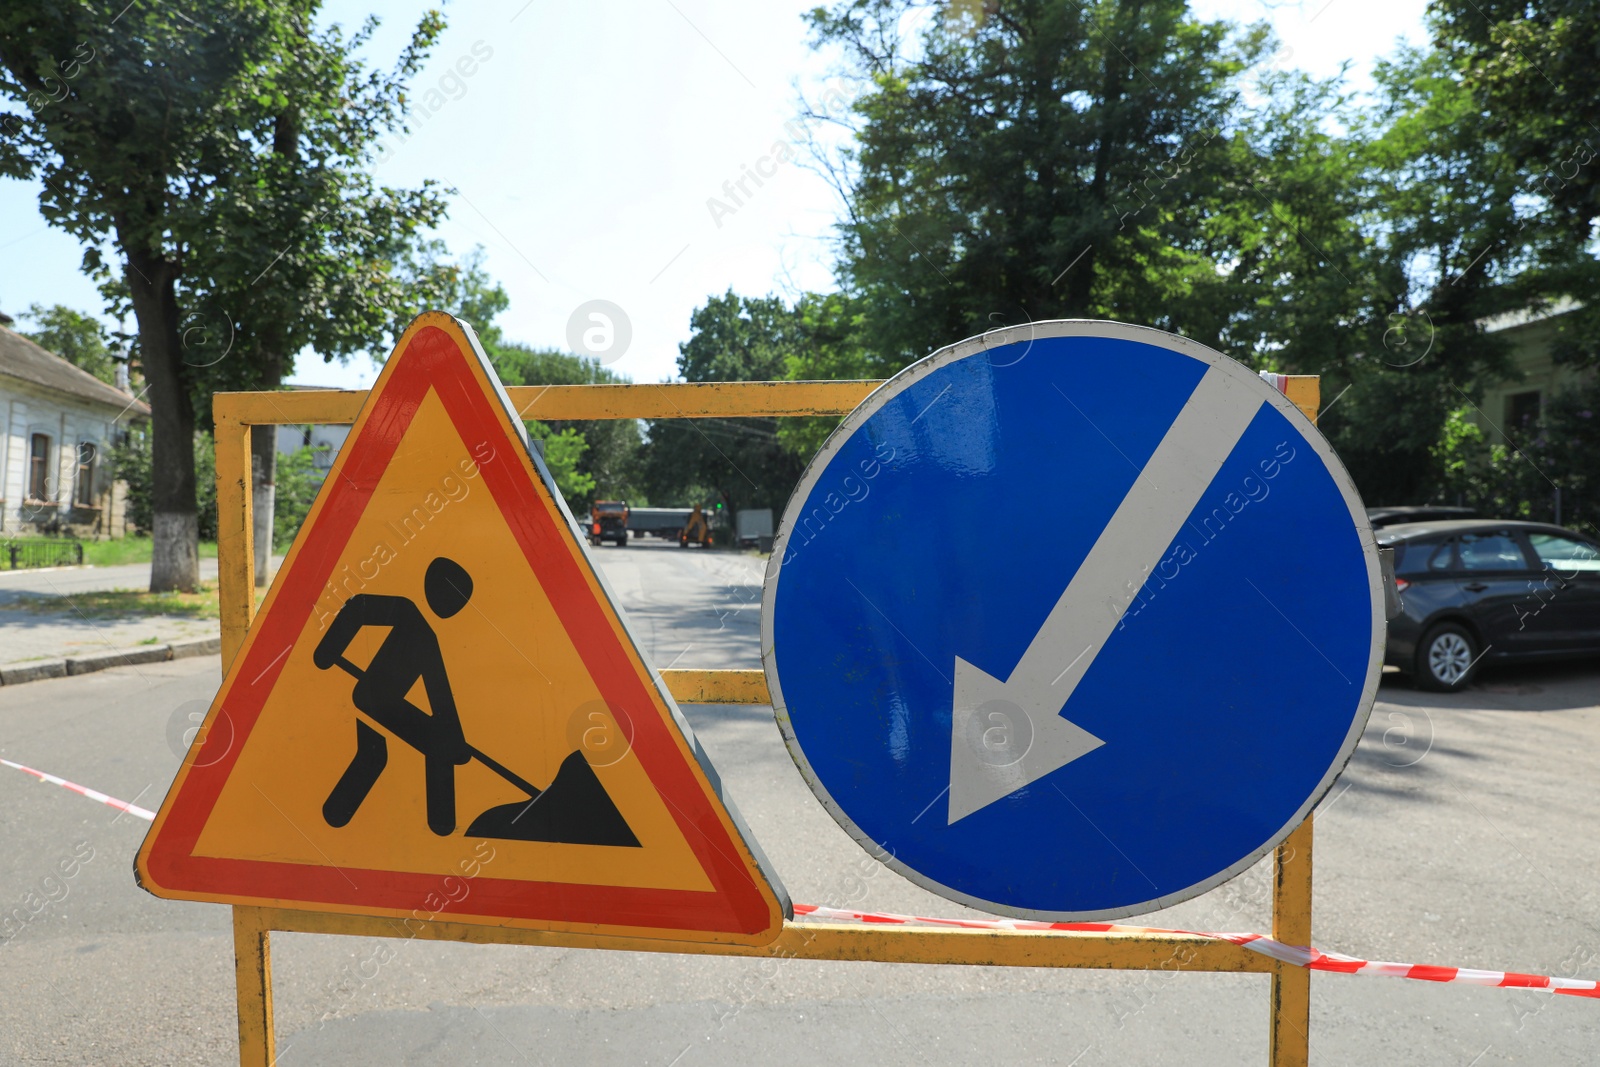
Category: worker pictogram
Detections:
[
  {"x1": 314, "y1": 555, "x2": 639, "y2": 846},
  {"x1": 136, "y1": 312, "x2": 788, "y2": 945}
]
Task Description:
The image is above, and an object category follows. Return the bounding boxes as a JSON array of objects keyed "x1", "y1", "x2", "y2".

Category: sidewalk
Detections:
[
  {"x1": 0, "y1": 559, "x2": 257, "y2": 683},
  {"x1": 0, "y1": 559, "x2": 221, "y2": 605},
  {"x1": 0, "y1": 606, "x2": 218, "y2": 671}
]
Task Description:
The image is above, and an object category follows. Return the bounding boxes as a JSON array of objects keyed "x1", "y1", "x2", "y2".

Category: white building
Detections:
[
  {"x1": 1474, "y1": 298, "x2": 1591, "y2": 441},
  {"x1": 274, "y1": 385, "x2": 351, "y2": 478},
  {"x1": 0, "y1": 319, "x2": 149, "y2": 539}
]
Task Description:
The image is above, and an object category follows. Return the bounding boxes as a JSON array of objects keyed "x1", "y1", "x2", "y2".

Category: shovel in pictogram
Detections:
[{"x1": 328, "y1": 655, "x2": 640, "y2": 847}]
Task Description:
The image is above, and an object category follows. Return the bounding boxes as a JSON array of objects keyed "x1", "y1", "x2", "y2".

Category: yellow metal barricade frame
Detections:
[{"x1": 212, "y1": 376, "x2": 1322, "y2": 1067}]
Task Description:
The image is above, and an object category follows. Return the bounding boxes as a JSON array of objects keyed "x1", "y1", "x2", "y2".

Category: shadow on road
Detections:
[
  {"x1": 1378, "y1": 659, "x2": 1600, "y2": 714},
  {"x1": 1325, "y1": 659, "x2": 1599, "y2": 808}
]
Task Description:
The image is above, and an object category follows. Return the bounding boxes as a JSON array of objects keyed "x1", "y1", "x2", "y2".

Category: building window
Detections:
[
  {"x1": 28, "y1": 433, "x2": 51, "y2": 501},
  {"x1": 76, "y1": 442, "x2": 98, "y2": 507},
  {"x1": 1507, "y1": 390, "x2": 1542, "y2": 433}
]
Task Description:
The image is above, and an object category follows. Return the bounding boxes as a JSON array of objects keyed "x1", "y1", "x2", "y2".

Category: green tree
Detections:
[
  {"x1": 489, "y1": 343, "x2": 644, "y2": 510},
  {"x1": 527, "y1": 423, "x2": 597, "y2": 505},
  {"x1": 1424, "y1": 0, "x2": 1600, "y2": 522},
  {"x1": 195, "y1": 430, "x2": 218, "y2": 542},
  {"x1": 807, "y1": 0, "x2": 1267, "y2": 369},
  {"x1": 0, "y1": 2, "x2": 449, "y2": 590},
  {"x1": 777, "y1": 290, "x2": 868, "y2": 459},
  {"x1": 1535, "y1": 390, "x2": 1600, "y2": 534},
  {"x1": 271, "y1": 444, "x2": 321, "y2": 552},
  {"x1": 1431, "y1": 0, "x2": 1600, "y2": 249},
  {"x1": 110, "y1": 425, "x2": 152, "y2": 532},
  {"x1": 801, "y1": 1, "x2": 1556, "y2": 505},
  {"x1": 1195, "y1": 58, "x2": 1524, "y2": 504},
  {"x1": 431, "y1": 249, "x2": 644, "y2": 510},
  {"x1": 19, "y1": 303, "x2": 117, "y2": 384},
  {"x1": 1433, "y1": 0, "x2": 1600, "y2": 375},
  {"x1": 642, "y1": 291, "x2": 808, "y2": 517},
  {"x1": 186, "y1": 10, "x2": 453, "y2": 588}
]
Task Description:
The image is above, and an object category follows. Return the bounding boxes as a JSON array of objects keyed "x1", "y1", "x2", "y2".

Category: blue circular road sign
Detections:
[{"x1": 762, "y1": 321, "x2": 1382, "y2": 920}]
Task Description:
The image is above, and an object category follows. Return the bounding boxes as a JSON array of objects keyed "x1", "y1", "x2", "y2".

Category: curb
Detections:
[
  {"x1": 0, "y1": 635, "x2": 221, "y2": 687},
  {"x1": 169, "y1": 636, "x2": 222, "y2": 659},
  {"x1": 65, "y1": 646, "x2": 171, "y2": 676},
  {"x1": 0, "y1": 660, "x2": 67, "y2": 685}
]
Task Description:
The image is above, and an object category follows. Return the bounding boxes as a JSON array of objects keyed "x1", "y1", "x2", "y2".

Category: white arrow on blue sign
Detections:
[{"x1": 762, "y1": 320, "x2": 1383, "y2": 921}]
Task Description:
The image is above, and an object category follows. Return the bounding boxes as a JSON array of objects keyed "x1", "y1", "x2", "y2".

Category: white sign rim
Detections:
[{"x1": 760, "y1": 318, "x2": 1384, "y2": 922}]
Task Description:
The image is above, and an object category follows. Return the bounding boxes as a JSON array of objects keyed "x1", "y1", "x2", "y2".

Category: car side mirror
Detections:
[{"x1": 1378, "y1": 547, "x2": 1402, "y2": 621}]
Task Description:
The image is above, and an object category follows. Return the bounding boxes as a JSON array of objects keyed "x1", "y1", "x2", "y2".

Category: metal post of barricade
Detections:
[{"x1": 212, "y1": 375, "x2": 1323, "y2": 1067}]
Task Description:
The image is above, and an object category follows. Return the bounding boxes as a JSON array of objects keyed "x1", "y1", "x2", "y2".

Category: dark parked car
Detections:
[
  {"x1": 1367, "y1": 505, "x2": 1478, "y2": 528},
  {"x1": 1379, "y1": 519, "x2": 1600, "y2": 691}
]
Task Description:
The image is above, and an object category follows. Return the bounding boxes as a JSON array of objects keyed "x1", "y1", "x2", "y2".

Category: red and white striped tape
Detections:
[
  {"x1": 794, "y1": 904, "x2": 1600, "y2": 999},
  {"x1": 5, "y1": 753, "x2": 1591, "y2": 1001},
  {"x1": 0, "y1": 758, "x2": 155, "y2": 821}
]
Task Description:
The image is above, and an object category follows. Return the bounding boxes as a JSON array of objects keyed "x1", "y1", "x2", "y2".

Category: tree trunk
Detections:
[
  {"x1": 125, "y1": 253, "x2": 200, "y2": 593},
  {"x1": 1072, "y1": 2, "x2": 1140, "y2": 316},
  {"x1": 251, "y1": 425, "x2": 276, "y2": 587},
  {"x1": 247, "y1": 108, "x2": 298, "y2": 586}
]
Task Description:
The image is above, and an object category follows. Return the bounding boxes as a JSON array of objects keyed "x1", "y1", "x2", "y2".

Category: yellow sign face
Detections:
[{"x1": 137, "y1": 313, "x2": 788, "y2": 945}]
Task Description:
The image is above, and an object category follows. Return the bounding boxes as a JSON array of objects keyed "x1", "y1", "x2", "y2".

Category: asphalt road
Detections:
[{"x1": 1, "y1": 538, "x2": 1598, "y2": 1065}]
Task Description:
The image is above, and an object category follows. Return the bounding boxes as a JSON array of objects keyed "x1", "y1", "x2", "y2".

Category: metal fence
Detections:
[
  {"x1": 1, "y1": 539, "x2": 84, "y2": 570},
  {"x1": 207, "y1": 370, "x2": 1324, "y2": 1067}
]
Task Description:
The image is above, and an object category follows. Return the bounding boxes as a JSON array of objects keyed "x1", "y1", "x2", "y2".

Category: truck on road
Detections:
[
  {"x1": 735, "y1": 508, "x2": 773, "y2": 549},
  {"x1": 679, "y1": 504, "x2": 713, "y2": 548},
  {"x1": 628, "y1": 507, "x2": 692, "y2": 539},
  {"x1": 587, "y1": 500, "x2": 630, "y2": 547}
]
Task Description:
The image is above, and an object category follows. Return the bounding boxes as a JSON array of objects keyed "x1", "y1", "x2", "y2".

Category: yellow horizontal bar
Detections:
[
  {"x1": 661, "y1": 669, "x2": 770, "y2": 704},
  {"x1": 1280, "y1": 376, "x2": 1319, "y2": 423},
  {"x1": 214, "y1": 380, "x2": 883, "y2": 427},
  {"x1": 252, "y1": 908, "x2": 1274, "y2": 973}
]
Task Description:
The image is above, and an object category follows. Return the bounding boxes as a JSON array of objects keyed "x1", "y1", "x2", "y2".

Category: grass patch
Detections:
[
  {"x1": 3, "y1": 581, "x2": 252, "y2": 621},
  {"x1": 80, "y1": 539, "x2": 219, "y2": 566}
]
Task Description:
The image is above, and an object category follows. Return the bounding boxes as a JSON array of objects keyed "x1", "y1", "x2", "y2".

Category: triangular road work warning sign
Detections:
[{"x1": 136, "y1": 313, "x2": 789, "y2": 946}]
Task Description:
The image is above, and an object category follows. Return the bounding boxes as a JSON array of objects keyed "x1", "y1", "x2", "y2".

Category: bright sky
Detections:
[{"x1": 0, "y1": 0, "x2": 1430, "y2": 391}]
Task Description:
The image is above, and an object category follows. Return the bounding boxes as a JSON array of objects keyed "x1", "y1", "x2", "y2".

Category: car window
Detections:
[
  {"x1": 1527, "y1": 532, "x2": 1600, "y2": 574},
  {"x1": 1426, "y1": 540, "x2": 1455, "y2": 571},
  {"x1": 1458, "y1": 531, "x2": 1528, "y2": 571},
  {"x1": 1394, "y1": 538, "x2": 1453, "y2": 575}
]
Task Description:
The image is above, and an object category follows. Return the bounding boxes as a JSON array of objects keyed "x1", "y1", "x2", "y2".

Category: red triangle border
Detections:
[{"x1": 140, "y1": 322, "x2": 781, "y2": 940}]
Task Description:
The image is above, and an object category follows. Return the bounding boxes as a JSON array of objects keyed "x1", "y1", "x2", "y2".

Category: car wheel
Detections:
[{"x1": 1415, "y1": 623, "x2": 1479, "y2": 692}]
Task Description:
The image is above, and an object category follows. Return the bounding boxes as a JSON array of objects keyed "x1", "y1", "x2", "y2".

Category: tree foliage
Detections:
[
  {"x1": 796, "y1": 0, "x2": 1599, "y2": 507},
  {"x1": 526, "y1": 423, "x2": 597, "y2": 506},
  {"x1": 806, "y1": 0, "x2": 1267, "y2": 368},
  {"x1": 108, "y1": 427, "x2": 216, "y2": 539},
  {"x1": 642, "y1": 292, "x2": 809, "y2": 517},
  {"x1": 1223, "y1": 55, "x2": 1524, "y2": 503},
  {"x1": 110, "y1": 426, "x2": 152, "y2": 533},
  {"x1": 427, "y1": 249, "x2": 643, "y2": 510},
  {"x1": 777, "y1": 291, "x2": 868, "y2": 458},
  {"x1": 271, "y1": 444, "x2": 321, "y2": 552},
  {"x1": 1427, "y1": 0, "x2": 1600, "y2": 372},
  {"x1": 0, "y1": 2, "x2": 450, "y2": 589},
  {"x1": 19, "y1": 303, "x2": 117, "y2": 384},
  {"x1": 489, "y1": 344, "x2": 643, "y2": 510}
]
